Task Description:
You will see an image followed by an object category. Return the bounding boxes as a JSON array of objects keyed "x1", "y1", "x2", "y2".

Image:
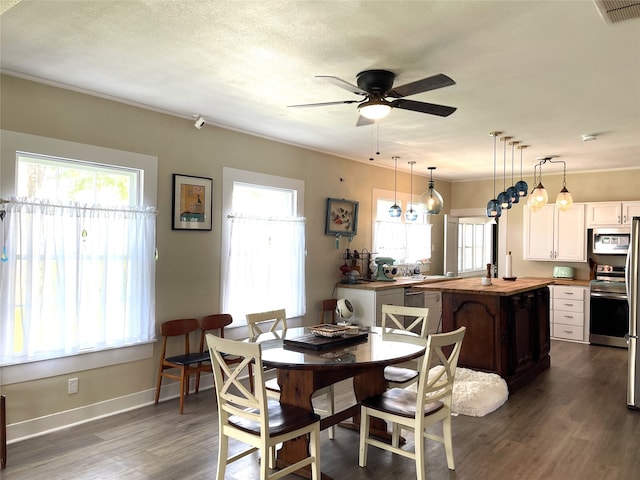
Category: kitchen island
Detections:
[{"x1": 418, "y1": 277, "x2": 554, "y2": 392}]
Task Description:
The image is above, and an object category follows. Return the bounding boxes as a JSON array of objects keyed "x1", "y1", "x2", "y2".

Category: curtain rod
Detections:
[{"x1": 0, "y1": 198, "x2": 158, "y2": 215}]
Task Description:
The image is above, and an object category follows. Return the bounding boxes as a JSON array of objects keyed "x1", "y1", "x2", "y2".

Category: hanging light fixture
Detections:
[
  {"x1": 486, "y1": 131, "x2": 503, "y2": 219},
  {"x1": 389, "y1": 156, "x2": 402, "y2": 217},
  {"x1": 507, "y1": 140, "x2": 520, "y2": 204},
  {"x1": 530, "y1": 156, "x2": 553, "y2": 210},
  {"x1": 555, "y1": 159, "x2": 573, "y2": 211},
  {"x1": 405, "y1": 161, "x2": 418, "y2": 221},
  {"x1": 515, "y1": 144, "x2": 529, "y2": 197},
  {"x1": 497, "y1": 136, "x2": 512, "y2": 210},
  {"x1": 420, "y1": 166, "x2": 443, "y2": 215},
  {"x1": 358, "y1": 98, "x2": 393, "y2": 120}
]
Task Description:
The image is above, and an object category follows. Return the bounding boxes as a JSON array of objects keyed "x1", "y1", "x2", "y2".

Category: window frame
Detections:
[{"x1": 0, "y1": 130, "x2": 158, "y2": 384}]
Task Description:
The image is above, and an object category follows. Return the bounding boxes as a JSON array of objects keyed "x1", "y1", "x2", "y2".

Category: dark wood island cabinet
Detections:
[{"x1": 418, "y1": 278, "x2": 554, "y2": 392}]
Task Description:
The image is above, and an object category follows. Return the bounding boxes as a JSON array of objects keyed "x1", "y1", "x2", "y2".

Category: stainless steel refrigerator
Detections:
[{"x1": 627, "y1": 216, "x2": 640, "y2": 409}]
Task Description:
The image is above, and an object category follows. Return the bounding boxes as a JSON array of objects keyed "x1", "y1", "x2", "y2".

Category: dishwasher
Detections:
[{"x1": 404, "y1": 287, "x2": 426, "y2": 332}]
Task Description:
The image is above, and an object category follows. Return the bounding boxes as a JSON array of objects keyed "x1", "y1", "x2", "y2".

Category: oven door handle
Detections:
[{"x1": 590, "y1": 291, "x2": 628, "y2": 300}]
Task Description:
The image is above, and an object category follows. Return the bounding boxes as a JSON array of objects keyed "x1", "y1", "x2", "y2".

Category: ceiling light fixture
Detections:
[
  {"x1": 497, "y1": 136, "x2": 513, "y2": 210},
  {"x1": 507, "y1": 140, "x2": 520, "y2": 204},
  {"x1": 405, "y1": 161, "x2": 418, "y2": 222},
  {"x1": 486, "y1": 131, "x2": 503, "y2": 219},
  {"x1": 420, "y1": 166, "x2": 443, "y2": 215},
  {"x1": 358, "y1": 97, "x2": 393, "y2": 120},
  {"x1": 389, "y1": 156, "x2": 402, "y2": 218},
  {"x1": 515, "y1": 144, "x2": 529, "y2": 198}
]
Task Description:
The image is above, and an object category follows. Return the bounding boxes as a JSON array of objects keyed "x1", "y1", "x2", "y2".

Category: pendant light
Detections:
[
  {"x1": 556, "y1": 160, "x2": 573, "y2": 211},
  {"x1": 405, "y1": 161, "x2": 418, "y2": 221},
  {"x1": 507, "y1": 140, "x2": 520, "y2": 204},
  {"x1": 420, "y1": 166, "x2": 443, "y2": 215},
  {"x1": 515, "y1": 144, "x2": 529, "y2": 197},
  {"x1": 526, "y1": 163, "x2": 540, "y2": 210},
  {"x1": 389, "y1": 156, "x2": 402, "y2": 217},
  {"x1": 486, "y1": 131, "x2": 503, "y2": 219},
  {"x1": 530, "y1": 156, "x2": 551, "y2": 210},
  {"x1": 497, "y1": 136, "x2": 512, "y2": 210}
]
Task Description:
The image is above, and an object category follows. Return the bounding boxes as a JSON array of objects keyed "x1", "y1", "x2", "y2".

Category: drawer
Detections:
[
  {"x1": 552, "y1": 310, "x2": 584, "y2": 326},
  {"x1": 552, "y1": 286, "x2": 586, "y2": 302},
  {"x1": 553, "y1": 299, "x2": 584, "y2": 313},
  {"x1": 553, "y1": 323, "x2": 584, "y2": 341}
]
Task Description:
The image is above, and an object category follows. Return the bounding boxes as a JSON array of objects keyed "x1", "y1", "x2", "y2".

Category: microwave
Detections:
[{"x1": 592, "y1": 228, "x2": 630, "y2": 255}]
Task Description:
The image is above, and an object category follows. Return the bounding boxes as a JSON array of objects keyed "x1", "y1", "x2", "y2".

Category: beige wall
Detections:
[{"x1": 0, "y1": 75, "x2": 447, "y2": 432}]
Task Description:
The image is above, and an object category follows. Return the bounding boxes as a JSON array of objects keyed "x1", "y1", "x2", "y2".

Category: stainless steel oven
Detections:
[{"x1": 590, "y1": 265, "x2": 629, "y2": 348}]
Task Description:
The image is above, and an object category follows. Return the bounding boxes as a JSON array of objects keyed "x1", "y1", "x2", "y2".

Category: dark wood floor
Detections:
[{"x1": 4, "y1": 340, "x2": 640, "y2": 480}]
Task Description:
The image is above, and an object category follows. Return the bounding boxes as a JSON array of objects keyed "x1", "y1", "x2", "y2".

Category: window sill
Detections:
[{"x1": 0, "y1": 341, "x2": 155, "y2": 386}]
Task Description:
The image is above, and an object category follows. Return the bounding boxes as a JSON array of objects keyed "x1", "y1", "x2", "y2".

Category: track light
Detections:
[{"x1": 194, "y1": 115, "x2": 206, "y2": 129}]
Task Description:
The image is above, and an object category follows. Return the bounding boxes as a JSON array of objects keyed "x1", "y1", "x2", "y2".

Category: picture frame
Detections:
[
  {"x1": 172, "y1": 174, "x2": 213, "y2": 231},
  {"x1": 325, "y1": 198, "x2": 359, "y2": 236}
]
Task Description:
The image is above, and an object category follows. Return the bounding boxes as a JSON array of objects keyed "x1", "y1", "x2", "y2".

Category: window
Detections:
[
  {"x1": 457, "y1": 217, "x2": 492, "y2": 274},
  {"x1": 372, "y1": 188, "x2": 432, "y2": 264},
  {"x1": 0, "y1": 131, "x2": 157, "y2": 372},
  {"x1": 221, "y1": 168, "x2": 305, "y2": 326}
]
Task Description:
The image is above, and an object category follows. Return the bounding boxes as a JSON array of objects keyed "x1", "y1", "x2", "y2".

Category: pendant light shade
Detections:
[
  {"x1": 486, "y1": 131, "x2": 503, "y2": 219},
  {"x1": 389, "y1": 156, "x2": 402, "y2": 217},
  {"x1": 555, "y1": 160, "x2": 573, "y2": 211},
  {"x1": 420, "y1": 166, "x2": 443, "y2": 215},
  {"x1": 515, "y1": 144, "x2": 529, "y2": 197},
  {"x1": 530, "y1": 182, "x2": 548, "y2": 210},
  {"x1": 497, "y1": 136, "x2": 512, "y2": 209},
  {"x1": 405, "y1": 161, "x2": 418, "y2": 221}
]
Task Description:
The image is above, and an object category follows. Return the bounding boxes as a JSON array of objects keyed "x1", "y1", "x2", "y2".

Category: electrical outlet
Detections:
[{"x1": 68, "y1": 377, "x2": 78, "y2": 394}]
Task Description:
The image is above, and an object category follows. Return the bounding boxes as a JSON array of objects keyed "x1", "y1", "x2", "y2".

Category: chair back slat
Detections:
[
  {"x1": 246, "y1": 309, "x2": 287, "y2": 336},
  {"x1": 381, "y1": 304, "x2": 429, "y2": 340},
  {"x1": 418, "y1": 327, "x2": 466, "y2": 405},
  {"x1": 206, "y1": 334, "x2": 266, "y2": 426}
]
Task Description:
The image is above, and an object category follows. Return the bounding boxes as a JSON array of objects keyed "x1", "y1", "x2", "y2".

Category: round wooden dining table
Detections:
[{"x1": 249, "y1": 326, "x2": 425, "y2": 480}]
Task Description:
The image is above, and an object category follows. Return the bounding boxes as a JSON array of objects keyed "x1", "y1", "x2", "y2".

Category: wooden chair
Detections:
[
  {"x1": 246, "y1": 308, "x2": 336, "y2": 439},
  {"x1": 381, "y1": 304, "x2": 430, "y2": 388},
  {"x1": 154, "y1": 318, "x2": 210, "y2": 414},
  {"x1": 196, "y1": 314, "x2": 252, "y2": 393},
  {"x1": 320, "y1": 298, "x2": 337, "y2": 324},
  {"x1": 359, "y1": 327, "x2": 466, "y2": 479},
  {"x1": 206, "y1": 334, "x2": 321, "y2": 480}
]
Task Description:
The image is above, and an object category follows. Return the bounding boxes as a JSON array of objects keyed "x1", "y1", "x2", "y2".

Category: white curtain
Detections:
[
  {"x1": 0, "y1": 198, "x2": 156, "y2": 365},
  {"x1": 222, "y1": 214, "x2": 306, "y2": 325}
]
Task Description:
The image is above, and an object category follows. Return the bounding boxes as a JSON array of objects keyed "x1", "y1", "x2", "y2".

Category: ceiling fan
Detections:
[{"x1": 288, "y1": 70, "x2": 457, "y2": 125}]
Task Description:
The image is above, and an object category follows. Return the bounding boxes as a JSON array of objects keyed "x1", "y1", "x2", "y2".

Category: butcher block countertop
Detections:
[
  {"x1": 417, "y1": 277, "x2": 555, "y2": 296},
  {"x1": 336, "y1": 276, "x2": 458, "y2": 291}
]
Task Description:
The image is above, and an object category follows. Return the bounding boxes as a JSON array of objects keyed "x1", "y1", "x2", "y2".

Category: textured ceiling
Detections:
[{"x1": 1, "y1": 0, "x2": 639, "y2": 181}]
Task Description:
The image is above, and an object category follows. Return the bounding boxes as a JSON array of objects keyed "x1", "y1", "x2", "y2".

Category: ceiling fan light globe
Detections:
[{"x1": 358, "y1": 99, "x2": 392, "y2": 120}]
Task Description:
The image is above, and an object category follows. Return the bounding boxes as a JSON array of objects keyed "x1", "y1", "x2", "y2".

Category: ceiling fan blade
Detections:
[
  {"x1": 288, "y1": 100, "x2": 361, "y2": 108},
  {"x1": 356, "y1": 115, "x2": 375, "y2": 127},
  {"x1": 391, "y1": 99, "x2": 457, "y2": 117},
  {"x1": 387, "y1": 73, "x2": 455, "y2": 98},
  {"x1": 316, "y1": 75, "x2": 368, "y2": 96}
]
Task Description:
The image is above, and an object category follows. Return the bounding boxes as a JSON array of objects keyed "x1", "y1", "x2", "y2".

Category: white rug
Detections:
[{"x1": 409, "y1": 366, "x2": 509, "y2": 417}]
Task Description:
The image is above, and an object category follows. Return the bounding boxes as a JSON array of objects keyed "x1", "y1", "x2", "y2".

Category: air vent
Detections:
[{"x1": 594, "y1": 0, "x2": 640, "y2": 23}]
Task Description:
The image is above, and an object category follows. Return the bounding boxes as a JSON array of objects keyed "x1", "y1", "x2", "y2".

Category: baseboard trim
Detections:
[{"x1": 7, "y1": 374, "x2": 215, "y2": 444}]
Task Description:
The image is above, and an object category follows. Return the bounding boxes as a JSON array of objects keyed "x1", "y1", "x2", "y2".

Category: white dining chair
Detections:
[{"x1": 359, "y1": 327, "x2": 466, "y2": 480}]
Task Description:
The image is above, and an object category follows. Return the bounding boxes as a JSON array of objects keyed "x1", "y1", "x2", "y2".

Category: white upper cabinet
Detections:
[
  {"x1": 523, "y1": 204, "x2": 586, "y2": 262},
  {"x1": 587, "y1": 201, "x2": 640, "y2": 227}
]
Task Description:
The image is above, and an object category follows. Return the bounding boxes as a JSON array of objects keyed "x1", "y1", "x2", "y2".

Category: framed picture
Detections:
[
  {"x1": 172, "y1": 174, "x2": 213, "y2": 231},
  {"x1": 325, "y1": 198, "x2": 359, "y2": 236}
]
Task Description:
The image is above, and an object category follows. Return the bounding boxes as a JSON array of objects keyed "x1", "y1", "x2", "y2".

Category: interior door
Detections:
[{"x1": 443, "y1": 215, "x2": 459, "y2": 275}]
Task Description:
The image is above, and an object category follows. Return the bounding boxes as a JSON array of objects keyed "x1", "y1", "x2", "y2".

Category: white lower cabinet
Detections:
[
  {"x1": 334, "y1": 286, "x2": 404, "y2": 327},
  {"x1": 549, "y1": 285, "x2": 590, "y2": 343},
  {"x1": 423, "y1": 291, "x2": 442, "y2": 334}
]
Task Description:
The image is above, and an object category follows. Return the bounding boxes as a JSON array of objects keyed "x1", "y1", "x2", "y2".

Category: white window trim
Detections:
[
  {"x1": 0, "y1": 130, "x2": 158, "y2": 382},
  {"x1": 221, "y1": 167, "x2": 305, "y2": 327}
]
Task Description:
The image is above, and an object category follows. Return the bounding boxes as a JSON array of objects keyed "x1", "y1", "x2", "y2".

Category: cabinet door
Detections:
[
  {"x1": 523, "y1": 205, "x2": 555, "y2": 260},
  {"x1": 423, "y1": 292, "x2": 442, "y2": 334},
  {"x1": 555, "y1": 204, "x2": 586, "y2": 262},
  {"x1": 623, "y1": 202, "x2": 640, "y2": 225},
  {"x1": 375, "y1": 288, "x2": 404, "y2": 327},
  {"x1": 587, "y1": 202, "x2": 622, "y2": 227}
]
